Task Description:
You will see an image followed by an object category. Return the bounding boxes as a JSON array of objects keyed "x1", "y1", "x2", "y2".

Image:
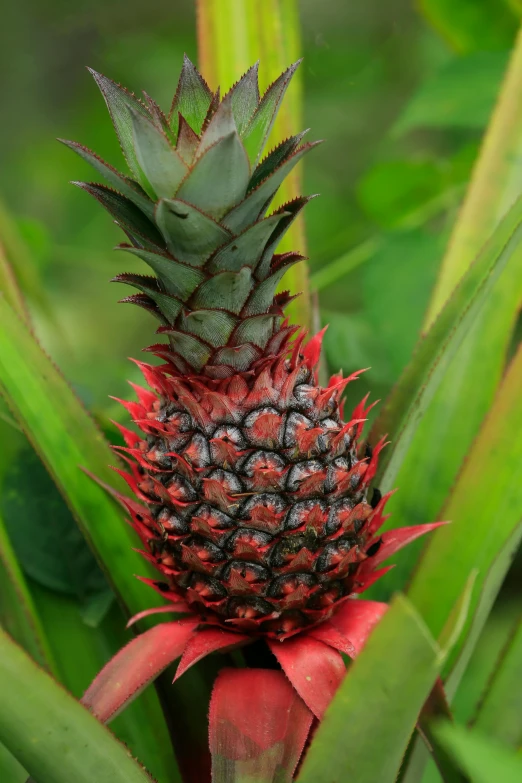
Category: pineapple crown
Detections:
[{"x1": 62, "y1": 55, "x2": 320, "y2": 378}]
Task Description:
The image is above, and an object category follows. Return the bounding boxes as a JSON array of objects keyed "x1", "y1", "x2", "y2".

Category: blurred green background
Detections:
[
  {"x1": 1, "y1": 3, "x2": 522, "y2": 778},
  {"x1": 2, "y1": 0, "x2": 519, "y2": 414}
]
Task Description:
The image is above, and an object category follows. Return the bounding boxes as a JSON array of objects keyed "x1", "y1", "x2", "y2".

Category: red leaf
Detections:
[
  {"x1": 330, "y1": 598, "x2": 388, "y2": 655},
  {"x1": 370, "y1": 521, "x2": 449, "y2": 566},
  {"x1": 268, "y1": 635, "x2": 345, "y2": 719},
  {"x1": 209, "y1": 668, "x2": 313, "y2": 780},
  {"x1": 307, "y1": 621, "x2": 356, "y2": 657},
  {"x1": 174, "y1": 627, "x2": 250, "y2": 681},
  {"x1": 82, "y1": 619, "x2": 196, "y2": 722}
]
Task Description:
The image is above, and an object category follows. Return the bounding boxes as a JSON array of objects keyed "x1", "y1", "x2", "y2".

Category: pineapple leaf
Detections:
[
  {"x1": 0, "y1": 627, "x2": 155, "y2": 783},
  {"x1": 256, "y1": 196, "x2": 315, "y2": 279},
  {"x1": 249, "y1": 130, "x2": 309, "y2": 192},
  {"x1": 169, "y1": 53, "x2": 213, "y2": 137},
  {"x1": 226, "y1": 61, "x2": 261, "y2": 135},
  {"x1": 208, "y1": 213, "x2": 286, "y2": 273},
  {"x1": 243, "y1": 261, "x2": 298, "y2": 315},
  {"x1": 0, "y1": 296, "x2": 163, "y2": 621},
  {"x1": 178, "y1": 309, "x2": 236, "y2": 347},
  {"x1": 176, "y1": 114, "x2": 200, "y2": 164},
  {"x1": 129, "y1": 108, "x2": 189, "y2": 198},
  {"x1": 297, "y1": 595, "x2": 440, "y2": 783},
  {"x1": 73, "y1": 183, "x2": 164, "y2": 248},
  {"x1": 177, "y1": 132, "x2": 251, "y2": 220},
  {"x1": 230, "y1": 314, "x2": 277, "y2": 349},
  {"x1": 196, "y1": 94, "x2": 237, "y2": 156},
  {"x1": 192, "y1": 267, "x2": 253, "y2": 314},
  {"x1": 372, "y1": 196, "x2": 522, "y2": 495},
  {"x1": 159, "y1": 328, "x2": 212, "y2": 368},
  {"x1": 407, "y1": 343, "x2": 522, "y2": 680},
  {"x1": 155, "y1": 198, "x2": 232, "y2": 267},
  {"x1": 241, "y1": 60, "x2": 302, "y2": 165},
  {"x1": 117, "y1": 244, "x2": 204, "y2": 299},
  {"x1": 0, "y1": 509, "x2": 55, "y2": 672},
  {"x1": 222, "y1": 142, "x2": 319, "y2": 234},
  {"x1": 1, "y1": 443, "x2": 111, "y2": 603},
  {"x1": 209, "y1": 669, "x2": 313, "y2": 783},
  {"x1": 212, "y1": 343, "x2": 260, "y2": 371},
  {"x1": 87, "y1": 68, "x2": 151, "y2": 186},
  {"x1": 113, "y1": 273, "x2": 183, "y2": 323},
  {"x1": 59, "y1": 140, "x2": 155, "y2": 219},
  {"x1": 433, "y1": 722, "x2": 522, "y2": 783},
  {"x1": 82, "y1": 620, "x2": 197, "y2": 724}
]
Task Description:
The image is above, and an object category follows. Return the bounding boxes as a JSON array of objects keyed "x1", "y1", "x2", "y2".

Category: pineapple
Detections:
[{"x1": 66, "y1": 56, "x2": 438, "y2": 647}]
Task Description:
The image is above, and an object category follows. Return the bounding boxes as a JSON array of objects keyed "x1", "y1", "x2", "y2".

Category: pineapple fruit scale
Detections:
[{"x1": 65, "y1": 56, "x2": 430, "y2": 641}]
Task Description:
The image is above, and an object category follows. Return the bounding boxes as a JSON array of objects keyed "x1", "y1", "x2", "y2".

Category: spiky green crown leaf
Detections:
[{"x1": 62, "y1": 55, "x2": 319, "y2": 376}]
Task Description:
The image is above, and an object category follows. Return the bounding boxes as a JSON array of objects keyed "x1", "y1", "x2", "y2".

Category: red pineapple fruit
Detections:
[{"x1": 68, "y1": 57, "x2": 443, "y2": 749}]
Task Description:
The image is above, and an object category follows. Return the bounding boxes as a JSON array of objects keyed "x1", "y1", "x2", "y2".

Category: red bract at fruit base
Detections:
[{"x1": 64, "y1": 56, "x2": 443, "y2": 775}]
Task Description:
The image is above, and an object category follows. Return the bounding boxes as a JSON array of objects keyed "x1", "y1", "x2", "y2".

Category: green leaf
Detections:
[
  {"x1": 418, "y1": 0, "x2": 518, "y2": 53},
  {"x1": 222, "y1": 143, "x2": 317, "y2": 234},
  {"x1": 177, "y1": 132, "x2": 251, "y2": 220},
  {"x1": 0, "y1": 742, "x2": 26, "y2": 783},
  {"x1": 1, "y1": 443, "x2": 109, "y2": 600},
  {"x1": 118, "y1": 245, "x2": 204, "y2": 299},
  {"x1": 242, "y1": 60, "x2": 301, "y2": 165},
  {"x1": 88, "y1": 69, "x2": 152, "y2": 185},
  {"x1": 155, "y1": 198, "x2": 232, "y2": 267},
  {"x1": 434, "y1": 722, "x2": 522, "y2": 783},
  {"x1": 0, "y1": 296, "x2": 162, "y2": 621},
  {"x1": 169, "y1": 53, "x2": 213, "y2": 137},
  {"x1": 192, "y1": 267, "x2": 253, "y2": 314},
  {"x1": 472, "y1": 611, "x2": 522, "y2": 748},
  {"x1": 130, "y1": 109, "x2": 189, "y2": 198},
  {"x1": 0, "y1": 511, "x2": 55, "y2": 672},
  {"x1": 297, "y1": 595, "x2": 441, "y2": 783},
  {"x1": 59, "y1": 140, "x2": 155, "y2": 219},
  {"x1": 30, "y1": 585, "x2": 181, "y2": 783},
  {"x1": 361, "y1": 228, "x2": 444, "y2": 379},
  {"x1": 407, "y1": 343, "x2": 522, "y2": 681},
  {"x1": 371, "y1": 195, "x2": 522, "y2": 496},
  {"x1": 74, "y1": 182, "x2": 164, "y2": 248},
  {"x1": 394, "y1": 52, "x2": 509, "y2": 134},
  {"x1": 0, "y1": 626, "x2": 154, "y2": 783}
]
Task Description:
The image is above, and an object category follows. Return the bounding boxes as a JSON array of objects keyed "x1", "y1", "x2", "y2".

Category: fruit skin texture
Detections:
[{"x1": 114, "y1": 329, "x2": 390, "y2": 639}]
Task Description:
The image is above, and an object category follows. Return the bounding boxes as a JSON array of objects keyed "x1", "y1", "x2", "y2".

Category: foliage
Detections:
[{"x1": 0, "y1": 0, "x2": 522, "y2": 782}]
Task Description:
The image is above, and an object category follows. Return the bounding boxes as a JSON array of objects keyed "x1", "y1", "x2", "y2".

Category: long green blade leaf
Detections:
[
  {"x1": 0, "y1": 297, "x2": 161, "y2": 618},
  {"x1": 471, "y1": 611, "x2": 522, "y2": 748},
  {"x1": 408, "y1": 343, "x2": 522, "y2": 677},
  {"x1": 0, "y1": 626, "x2": 154, "y2": 783},
  {"x1": 297, "y1": 594, "x2": 440, "y2": 783},
  {"x1": 371, "y1": 195, "x2": 522, "y2": 496},
  {"x1": 434, "y1": 722, "x2": 522, "y2": 783},
  {"x1": 0, "y1": 512, "x2": 55, "y2": 672}
]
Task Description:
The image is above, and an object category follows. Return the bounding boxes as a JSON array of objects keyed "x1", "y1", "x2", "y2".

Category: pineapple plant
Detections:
[{"x1": 61, "y1": 55, "x2": 442, "y2": 723}]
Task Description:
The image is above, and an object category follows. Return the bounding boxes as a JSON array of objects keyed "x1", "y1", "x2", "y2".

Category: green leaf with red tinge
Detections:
[
  {"x1": 209, "y1": 668, "x2": 313, "y2": 783},
  {"x1": 0, "y1": 627, "x2": 154, "y2": 783},
  {"x1": 298, "y1": 595, "x2": 441, "y2": 783}
]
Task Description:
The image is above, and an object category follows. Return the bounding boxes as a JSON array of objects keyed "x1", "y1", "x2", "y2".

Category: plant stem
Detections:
[{"x1": 196, "y1": 0, "x2": 313, "y2": 331}]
